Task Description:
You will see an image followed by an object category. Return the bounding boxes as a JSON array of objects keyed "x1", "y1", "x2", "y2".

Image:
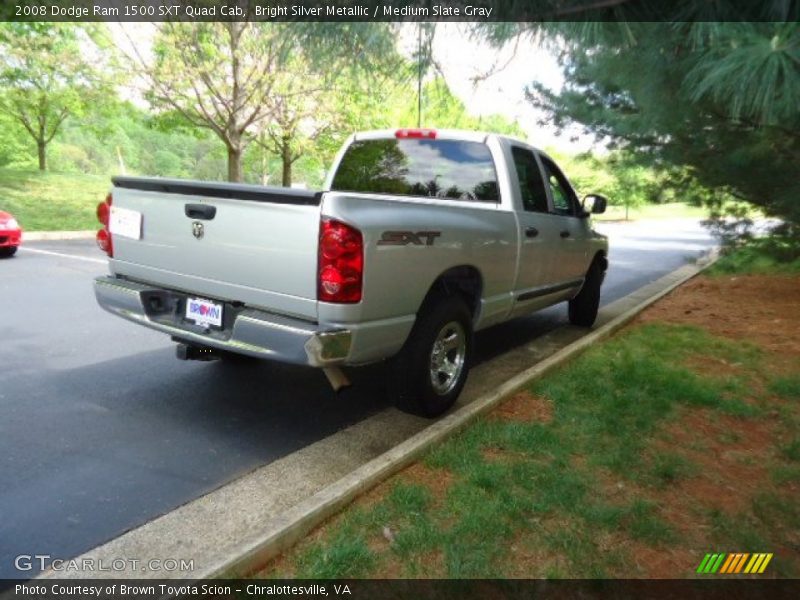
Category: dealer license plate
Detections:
[
  {"x1": 185, "y1": 297, "x2": 223, "y2": 328},
  {"x1": 108, "y1": 206, "x2": 142, "y2": 240}
]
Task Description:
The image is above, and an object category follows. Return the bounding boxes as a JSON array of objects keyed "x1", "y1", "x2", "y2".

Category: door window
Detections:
[
  {"x1": 541, "y1": 157, "x2": 579, "y2": 217},
  {"x1": 511, "y1": 146, "x2": 549, "y2": 213}
]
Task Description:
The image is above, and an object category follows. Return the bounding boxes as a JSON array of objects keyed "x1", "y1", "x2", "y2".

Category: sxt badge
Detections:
[{"x1": 377, "y1": 231, "x2": 441, "y2": 246}]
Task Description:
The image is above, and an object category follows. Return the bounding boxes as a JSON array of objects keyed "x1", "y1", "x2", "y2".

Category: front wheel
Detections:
[
  {"x1": 568, "y1": 258, "x2": 605, "y2": 327},
  {"x1": 390, "y1": 295, "x2": 473, "y2": 418}
]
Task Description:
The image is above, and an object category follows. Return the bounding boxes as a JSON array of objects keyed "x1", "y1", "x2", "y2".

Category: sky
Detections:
[
  {"x1": 109, "y1": 22, "x2": 592, "y2": 154},
  {"x1": 418, "y1": 23, "x2": 589, "y2": 152}
]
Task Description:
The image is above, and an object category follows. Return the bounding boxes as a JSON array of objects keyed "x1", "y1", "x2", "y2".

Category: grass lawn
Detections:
[
  {"x1": 593, "y1": 202, "x2": 708, "y2": 222},
  {"x1": 261, "y1": 254, "x2": 800, "y2": 578},
  {"x1": 0, "y1": 168, "x2": 110, "y2": 231}
]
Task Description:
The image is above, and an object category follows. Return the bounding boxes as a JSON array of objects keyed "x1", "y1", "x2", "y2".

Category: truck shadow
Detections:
[{"x1": 0, "y1": 348, "x2": 390, "y2": 580}]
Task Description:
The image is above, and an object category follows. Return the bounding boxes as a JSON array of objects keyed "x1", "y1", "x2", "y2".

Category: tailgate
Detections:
[{"x1": 108, "y1": 177, "x2": 321, "y2": 321}]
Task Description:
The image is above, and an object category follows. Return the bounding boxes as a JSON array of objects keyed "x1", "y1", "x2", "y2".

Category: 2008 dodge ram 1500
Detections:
[{"x1": 94, "y1": 128, "x2": 609, "y2": 417}]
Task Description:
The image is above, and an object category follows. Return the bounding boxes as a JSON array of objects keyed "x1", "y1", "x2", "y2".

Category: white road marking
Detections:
[{"x1": 19, "y1": 246, "x2": 107, "y2": 265}]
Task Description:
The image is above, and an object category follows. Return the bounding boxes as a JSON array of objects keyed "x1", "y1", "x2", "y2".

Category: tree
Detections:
[
  {"x1": 477, "y1": 18, "x2": 800, "y2": 228},
  {"x1": 533, "y1": 23, "x2": 799, "y2": 226},
  {"x1": 135, "y1": 22, "x2": 403, "y2": 183},
  {"x1": 0, "y1": 23, "x2": 114, "y2": 171},
  {"x1": 135, "y1": 22, "x2": 291, "y2": 183},
  {"x1": 0, "y1": 113, "x2": 28, "y2": 168},
  {"x1": 252, "y1": 55, "x2": 341, "y2": 187}
]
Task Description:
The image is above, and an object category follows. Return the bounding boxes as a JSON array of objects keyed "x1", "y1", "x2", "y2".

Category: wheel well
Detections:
[{"x1": 420, "y1": 266, "x2": 483, "y2": 319}]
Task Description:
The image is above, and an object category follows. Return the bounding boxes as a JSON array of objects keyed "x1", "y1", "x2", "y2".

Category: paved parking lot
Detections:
[{"x1": 0, "y1": 220, "x2": 716, "y2": 579}]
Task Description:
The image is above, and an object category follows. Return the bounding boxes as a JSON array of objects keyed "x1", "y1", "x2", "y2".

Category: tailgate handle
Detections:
[{"x1": 185, "y1": 204, "x2": 216, "y2": 220}]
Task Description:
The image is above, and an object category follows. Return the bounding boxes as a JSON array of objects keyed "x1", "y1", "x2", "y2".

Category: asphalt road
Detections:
[{"x1": 0, "y1": 219, "x2": 715, "y2": 579}]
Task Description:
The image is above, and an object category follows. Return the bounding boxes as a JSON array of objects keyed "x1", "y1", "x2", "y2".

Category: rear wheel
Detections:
[
  {"x1": 390, "y1": 295, "x2": 473, "y2": 418},
  {"x1": 568, "y1": 258, "x2": 605, "y2": 327},
  {"x1": 0, "y1": 246, "x2": 17, "y2": 258}
]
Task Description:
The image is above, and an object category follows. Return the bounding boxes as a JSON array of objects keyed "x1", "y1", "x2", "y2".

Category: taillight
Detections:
[
  {"x1": 96, "y1": 193, "x2": 113, "y2": 257},
  {"x1": 318, "y1": 218, "x2": 363, "y2": 303},
  {"x1": 395, "y1": 128, "x2": 437, "y2": 139}
]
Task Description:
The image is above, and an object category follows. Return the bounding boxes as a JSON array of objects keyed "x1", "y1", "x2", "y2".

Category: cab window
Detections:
[
  {"x1": 540, "y1": 157, "x2": 579, "y2": 217},
  {"x1": 332, "y1": 138, "x2": 499, "y2": 202},
  {"x1": 511, "y1": 146, "x2": 549, "y2": 213}
]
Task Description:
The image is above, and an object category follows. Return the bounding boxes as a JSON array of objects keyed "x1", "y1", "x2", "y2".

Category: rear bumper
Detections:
[{"x1": 93, "y1": 276, "x2": 351, "y2": 367}]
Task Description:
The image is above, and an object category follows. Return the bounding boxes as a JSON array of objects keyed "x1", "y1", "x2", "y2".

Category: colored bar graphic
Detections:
[
  {"x1": 711, "y1": 553, "x2": 725, "y2": 573},
  {"x1": 719, "y1": 554, "x2": 735, "y2": 574},
  {"x1": 758, "y1": 554, "x2": 773, "y2": 574},
  {"x1": 734, "y1": 553, "x2": 749, "y2": 573},
  {"x1": 696, "y1": 554, "x2": 712, "y2": 573},
  {"x1": 698, "y1": 552, "x2": 773, "y2": 575},
  {"x1": 744, "y1": 554, "x2": 760, "y2": 574},
  {"x1": 722, "y1": 553, "x2": 741, "y2": 574}
]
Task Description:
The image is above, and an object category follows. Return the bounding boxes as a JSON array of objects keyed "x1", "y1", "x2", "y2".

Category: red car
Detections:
[{"x1": 0, "y1": 211, "x2": 22, "y2": 258}]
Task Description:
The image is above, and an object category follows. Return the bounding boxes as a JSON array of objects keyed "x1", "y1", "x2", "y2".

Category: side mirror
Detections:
[{"x1": 582, "y1": 194, "x2": 608, "y2": 216}]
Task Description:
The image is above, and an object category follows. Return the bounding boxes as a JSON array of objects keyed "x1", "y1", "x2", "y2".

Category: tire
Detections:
[
  {"x1": 0, "y1": 246, "x2": 17, "y2": 258},
  {"x1": 568, "y1": 258, "x2": 605, "y2": 327},
  {"x1": 390, "y1": 295, "x2": 473, "y2": 418}
]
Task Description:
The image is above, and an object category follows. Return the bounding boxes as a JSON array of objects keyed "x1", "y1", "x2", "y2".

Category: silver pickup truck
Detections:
[{"x1": 94, "y1": 129, "x2": 608, "y2": 417}]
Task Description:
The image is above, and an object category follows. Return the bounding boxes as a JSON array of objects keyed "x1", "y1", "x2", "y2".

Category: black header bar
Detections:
[
  {"x1": 3, "y1": 0, "x2": 797, "y2": 22},
  {"x1": 3, "y1": 579, "x2": 800, "y2": 600}
]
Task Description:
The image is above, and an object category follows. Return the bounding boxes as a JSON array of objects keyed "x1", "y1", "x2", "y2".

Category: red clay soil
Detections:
[
  {"x1": 489, "y1": 390, "x2": 554, "y2": 423},
  {"x1": 623, "y1": 273, "x2": 800, "y2": 577},
  {"x1": 636, "y1": 274, "x2": 800, "y2": 358}
]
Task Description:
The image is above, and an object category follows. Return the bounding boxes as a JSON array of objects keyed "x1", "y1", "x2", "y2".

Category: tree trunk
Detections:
[
  {"x1": 281, "y1": 139, "x2": 292, "y2": 187},
  {"x1": 37, "y1": 140, "x2": 46, "y2": 171},
  {"x1": 227, "y1": 145, "x2": 242, "y2": 183}
]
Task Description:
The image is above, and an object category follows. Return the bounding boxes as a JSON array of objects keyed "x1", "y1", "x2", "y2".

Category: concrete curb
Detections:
[
  {"x1": 23, "y1": 230, "x2": 95, "y2": 241},
  {"x1": 207, "y1": 250, "x2": 720, "y2": 578}
]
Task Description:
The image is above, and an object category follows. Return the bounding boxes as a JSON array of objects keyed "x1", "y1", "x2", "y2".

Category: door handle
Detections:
[
  {"x1": 525, "y1": 226, "x2": 539, "y2": 238},
  {"x1": 560, "y1": 230, "x2": 570, "y2": 238},
  {"x1": 185, "y1": 204, "x2": 217, "y2": 220}
]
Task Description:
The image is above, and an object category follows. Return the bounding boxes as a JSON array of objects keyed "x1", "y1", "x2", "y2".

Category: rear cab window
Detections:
[{"x1": 331, "y1": 138, "x2": 500, "y2": 202}]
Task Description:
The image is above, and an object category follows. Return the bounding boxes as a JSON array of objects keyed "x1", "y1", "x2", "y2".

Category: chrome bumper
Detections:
[{"x1": 93, "y1": 276, "x2": 351, "y2": 367}]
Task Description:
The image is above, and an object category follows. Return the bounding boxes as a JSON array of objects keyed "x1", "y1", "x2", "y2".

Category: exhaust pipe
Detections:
[
  {"x1": 176, "y1": 342, "x2": 220, "y2": 361},
  {"x1": 323, "y1": 367, "x2": 351, "y2": 392}
]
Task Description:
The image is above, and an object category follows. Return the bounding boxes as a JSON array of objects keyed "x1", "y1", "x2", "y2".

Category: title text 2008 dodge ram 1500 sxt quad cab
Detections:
[{"x1": 94, "y1": 129, "x2": 608, "y2": 417}]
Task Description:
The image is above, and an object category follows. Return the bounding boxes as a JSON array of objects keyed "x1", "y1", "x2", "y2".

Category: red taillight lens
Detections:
[
  {"x1": 96, "y1": 193, "x2": 113, "y2": 257},
  {"x1": 318, "y1": 218, "x2": 363, "y2": 303},
  {"x1": 96, "y1": 201, "x2": 109, "y2": 227},
  {"x1": 395, "y1": 128, "x2": 437, "y2": 139},
  {"x1": 96, "y1": 228, "x2": 112, "y2": 254}
]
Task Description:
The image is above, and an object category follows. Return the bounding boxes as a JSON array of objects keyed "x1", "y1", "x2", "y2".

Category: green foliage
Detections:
[
  {"x1": 770, "y1": 376, "x2": 800, "y2": 401},
  {"x1": 510, "y1": 22, "x2": 800, "y2": 227},
  {"x1": 145, "y1": 22, "x2": 292, "y2": 182},
  {"x1": 0, "y1": 113, "x2": 29, "y2": 168},
  {"x1": 708, "y1": 236, "x2": 800, "y2": 275},
  {"x1": 0, "y1": 23, "x2": 118, "y2": 170},
  {"x1": 295, "y1": 532, "x2": 375, "y2": 578},
  {"x1": 144, "y1": 22, "x2": 404, "y2": 183}
]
